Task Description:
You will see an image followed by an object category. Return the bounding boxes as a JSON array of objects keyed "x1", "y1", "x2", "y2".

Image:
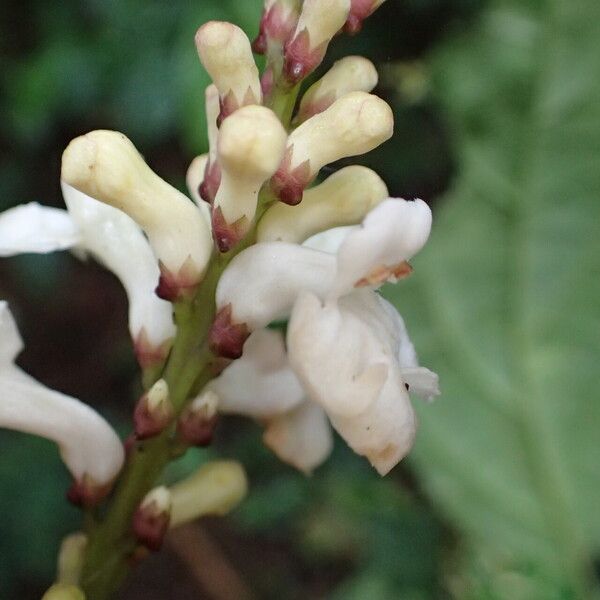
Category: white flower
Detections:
[
  {"x1": 0, "y1": 301, "x2": 124, "y2": 489},
  {"x1": 213, "y1": 198, "x2": 438, "y2": 474},
  {"x1": 0, "y1": 185, "x2": 176, "y2": 366}
]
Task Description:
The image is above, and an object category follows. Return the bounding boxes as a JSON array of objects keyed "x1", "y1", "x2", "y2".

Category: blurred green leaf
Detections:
[{"x1": 386, "y1": 0, "x2": 600, "y2": 595}]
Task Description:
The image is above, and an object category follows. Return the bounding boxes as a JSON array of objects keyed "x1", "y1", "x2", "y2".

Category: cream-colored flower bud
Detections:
[
  {"x1": 57, "y1": 533, "x2": 87, "y2": 585},
  {"x1": 42, "y1": 584, "x2": 86, "y2": 600},
  {"x1": 170, "y1": 461, "x2": 248, "y2": 528},
  {"x1": 212, "y1": 105, "x2": 287, "y2": 251},
  {"x1": 195, "y1": 22, "x2": 262, "y2": 118},
  {"x1": 284, "y1": 0, "x2": 351, "y2": 83},
  {"x1": 272, "y1": 92, "x2": 393, "y2": 204},
  {"x1": 61, "y1": 130, "x2": 212, "y2": 300},
  {"x1": 296, "y1": 56, "x2": 378, "y2": 123},
  {"x1": 258, "y1": 166, "x2": 387, "y2": 243}
]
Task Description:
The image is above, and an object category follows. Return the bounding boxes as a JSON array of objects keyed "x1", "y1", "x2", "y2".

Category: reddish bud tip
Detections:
[
  {"x1": 132, "y1": 490, "x2": 171, "y2": 552},
  {"x1": 271, "y1": 148, "x2": 312, "y2": 205},
  {"x1": 211, "y1": 207, "x2": 249, "y2": 253},
  {"x1": 134, "y1": 329, "x2": 172, "y2": 369},
  {"x1": 283, "y1": 30, "x2": 326, "y2": 84},
  {"x1": 133, "y1": 380, "x2": 173, "y2": 440},
  {"x1": 252, "y1": 32, "x2": 267, "y2": 54},
  {"x1": 67, "y1": 475, "x2": 112, "y2": 508},
  {"x1": 177, "y1": 411, "x2": 218, "y2": 447},
  {"x1": 209, "y1": 304, "x2": 250, "y2": 359},
  {"x1": 199, "y1": 161, "x2": 222, "y2": 205},
  {"x1": 155, "y1": 258, "x2": 200, "y2": 302}
]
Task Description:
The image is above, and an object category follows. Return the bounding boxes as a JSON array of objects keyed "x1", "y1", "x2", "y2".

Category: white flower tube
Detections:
[
  {"x1": 284, "y1": 0, "x2": 351, "y2": 83},
  {"x1": 287, "y1": 291, "x2": 416, "y2": 475},
  {"x1": 271, "y1": 92, "x2": 393, "y2": 204},
  {"x1": 345, "y1": 0, "x2": 387, "y2": 33},
  {"x1": 296, "y1": 56, "x2": 378, "y2": 123},
  {"x1": 0, "y1": 302, "x2": 124, "y2": 499},
  {"x1": 209, "y1": 329, "x2": 305, "y2": 418},
  {"x1": 212, "y1": 106, "x2": 287, "y2": 252},
  {"x1": 195, "y1": 22, "x2": 262, "y2": 119},
  {"x1": 258, "y1": 166, "x2": 387, "y2": 243},
  {"x1": 61, "y1": 130, "x2": 213, "y2": 301},
  {"x1": 61, "y1": 184, "x2": 176, "y2": 366},
  {"x1": 216, "y1": 242, "x2": 335, "y2": 332}
]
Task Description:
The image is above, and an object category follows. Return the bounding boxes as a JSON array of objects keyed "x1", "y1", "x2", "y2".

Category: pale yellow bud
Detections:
[
  {"x1": 213, "y1": 106, "x2": 287, "y2": 250},
  {"x1": 57, "y1": 532, "x2": 87, "y2": 585},
  {"x1": 294, "y1": 0, "x2": 350, "y2": 50},
  {"x1": 195, "y1": 22, "x2": 261, "y2": 116},
  {"x1": 170, "y1": 461, "x2": 248, "y2": 528},
  {"x1": 258, "y1": 166, "x2": 388, "y2": 243},
  {"x1": 61, "y1": 130, "x2": 212, "y2": 298},
  {"x1": 42, "y1": 584, "x2": 86, "y2": 600},
  {"x1": 296, "y1": 56, "x2": 378, "y2": 123},
  {"x1": 141, "y1": 485, "x2": 172, "y2": 514}
]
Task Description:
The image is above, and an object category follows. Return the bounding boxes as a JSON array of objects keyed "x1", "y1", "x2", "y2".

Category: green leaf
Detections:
[{"x1": 386, "y1": 0, "x2": 600, "y2": 596}]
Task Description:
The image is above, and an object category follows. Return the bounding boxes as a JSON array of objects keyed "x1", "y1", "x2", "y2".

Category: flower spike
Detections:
[
  {"x1": 271, "y1": 92, "x2": 393, "y2": 205},
  {"x1": 61, "y1": 130, "x2": 213, "y2": 301}
]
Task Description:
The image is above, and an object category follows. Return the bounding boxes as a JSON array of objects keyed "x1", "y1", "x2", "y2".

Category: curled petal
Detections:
[
  {"x1": 0, "y1": 202, "x2": 80, "y2": 255},
  {"x1": 271, "y1": 92, "x2": 393, "y2": 205},
  {"x1": 259, "y1": 166, "x2": 387, "y2": 243},
  {"x1": 302, "y1": 225, "x2": 357, "y2": 253},
  {"x1": 216, "y1": 242, "x2": 336, "y2": 330},
  {"x1": 287, "y1": 291, "x2": 416, "y2": 475},
  {"x1": 61, "y1": 183, "x2": 175, "y2": 353},
  {"x1": 0, "y1": 302, "x2": 124, "y2": 486},
  {"x1": 195, "y1": 22, "x2": 261, "y2": 118},
  {"x1": 61, "y1": 130, "x2": 212, "y2": 299},
  {"x1": 296, "y1": 56, "x2": 378, "y2": 123},
  {"x1": 209, "y1": 328, "x2": 305, "y2": 418},
  {"x1": 332, "y1": 198, "x2": 432, "y2": 297},
  {"x1": 264, "y1": 401, "x2": 333, "y2": 474}
]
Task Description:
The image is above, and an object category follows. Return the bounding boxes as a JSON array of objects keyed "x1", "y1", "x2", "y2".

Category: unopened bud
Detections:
[
  {"x1": 208, "y1": 304, "x2": 250, "y2": 358},
  {"x1": 295, "y1": 56, "x2": 378, "y2": 123},
  {"x1": 284, "y1": 0, "x2": 351, "y2": 84},
  {"x1": 271, "y1": 92, "x2": 393, "y2": 204},
  {"x1": 134, "y1": 379, "x2": 173, "y2": 439},
  {"x1": 170, "y1": 461, "x2": 248, "y2": 528},
  {"x1": 42, "y1": 584, "x2": 85, "y2": 600},
  {"x1": 345, "y1": 0, "x2": 387, "y2": 34},
  {"x1": 253, "y1": 0, "x2": 301, "y2": 55},
  {"x1": 57, "y1": 532, "x2": 87, "y2": 585},
  {"x1": 259, "y1": 166, "x2": 387, "y2": 243},
  {"x1": 195, "y1": 22, "x2": 262, "y2": 121},
  {"x1": 133, "y1": 486, "x2": 172, "y2": 551},
  {"x1": 61, "y1": 130, "x2": 212, "y2": 301},
  {"x1": 177, "y1": 390, "x2": 219, "y2": 447},
  {"x1": 212, "y1": 105, "x2": 287, "y2": 251}
]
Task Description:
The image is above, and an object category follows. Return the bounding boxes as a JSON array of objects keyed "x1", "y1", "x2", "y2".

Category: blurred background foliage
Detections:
[{"x1": 1, "y1": 0, "x2": 598, "y2": 598}]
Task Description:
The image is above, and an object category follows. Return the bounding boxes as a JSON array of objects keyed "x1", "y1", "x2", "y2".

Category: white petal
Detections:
[
  {"x1": 0, "y1": 304, "x2": 123, "y2": 484},
  {"x1": 287, "y1": 291, "x2": 416, "y2": 475},
  {"x1": 0, "y1": 202, "x2": 80, "y2": 256},
  {"x1": 0, "y1": 300, "x2": 23, "y2": 363},
  {"x1": 62, "y1": 183, "x2": 175, "y2": 349},
  {"x1": 264, "y1": 401, "x2": 333, "y2": 474},
  {"x1": 216, "y1": 242, "x2": 336, "y2": 330},
  {"x1": 332, "y1": 198, "x2": 432, "y2": 297},
  {"x1": 209, "y1": 329, "x2": 305, "y2": 418},
  {"x1": 401, "y1": 367, "x2": 440, "y2": 402},
  {"x1": 302, "y1": 225, "x2": 357, "y2": 254}
]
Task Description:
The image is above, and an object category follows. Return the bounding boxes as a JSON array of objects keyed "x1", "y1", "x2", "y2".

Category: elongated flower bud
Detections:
[
  {"x1": 284, "y1": 0, "x2": 350, "y2": 83},
  {"x1": 195, "y1": 22, "x2": 262, "y2": 121},
  {"x1": 133, "y1": 486, "x2": 172, "y2": 551},
  {"x1": 177, "y1": 390, "x2": 219, "y2": 446},
  {"x1": 170, "y1": 461, "x2": 247, "y2": 528},
  {"x1": 253, "y1": 0, "x2": 301, "y2": 54},
  {"x1": 272, "y1": 92, "x2": 393, "y2": 204},
  {"x1": 199, "y1": 85, "x2": 222, "y2": 203},
  {"x1": 258, "y1": 165, "x2": 388, "y2": 242},
  {"x1": 61, "y1": 130, "x2": 213, "y2": 301},
  {"x1": 133, "y1": 379, "x2": 173, "y2": 439},
  {"x1": 345, "y1": 0, "x2": 387, "y2": 34},
  {"x1": 57, "y1": 533, "x2": 87, "y2": 585},
  {"x1": 212, "y1": 105, "x2": 287, "y2": 251},
  {"x1": 295, "y1": 56, "x2": 378, "y2": 123}
]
